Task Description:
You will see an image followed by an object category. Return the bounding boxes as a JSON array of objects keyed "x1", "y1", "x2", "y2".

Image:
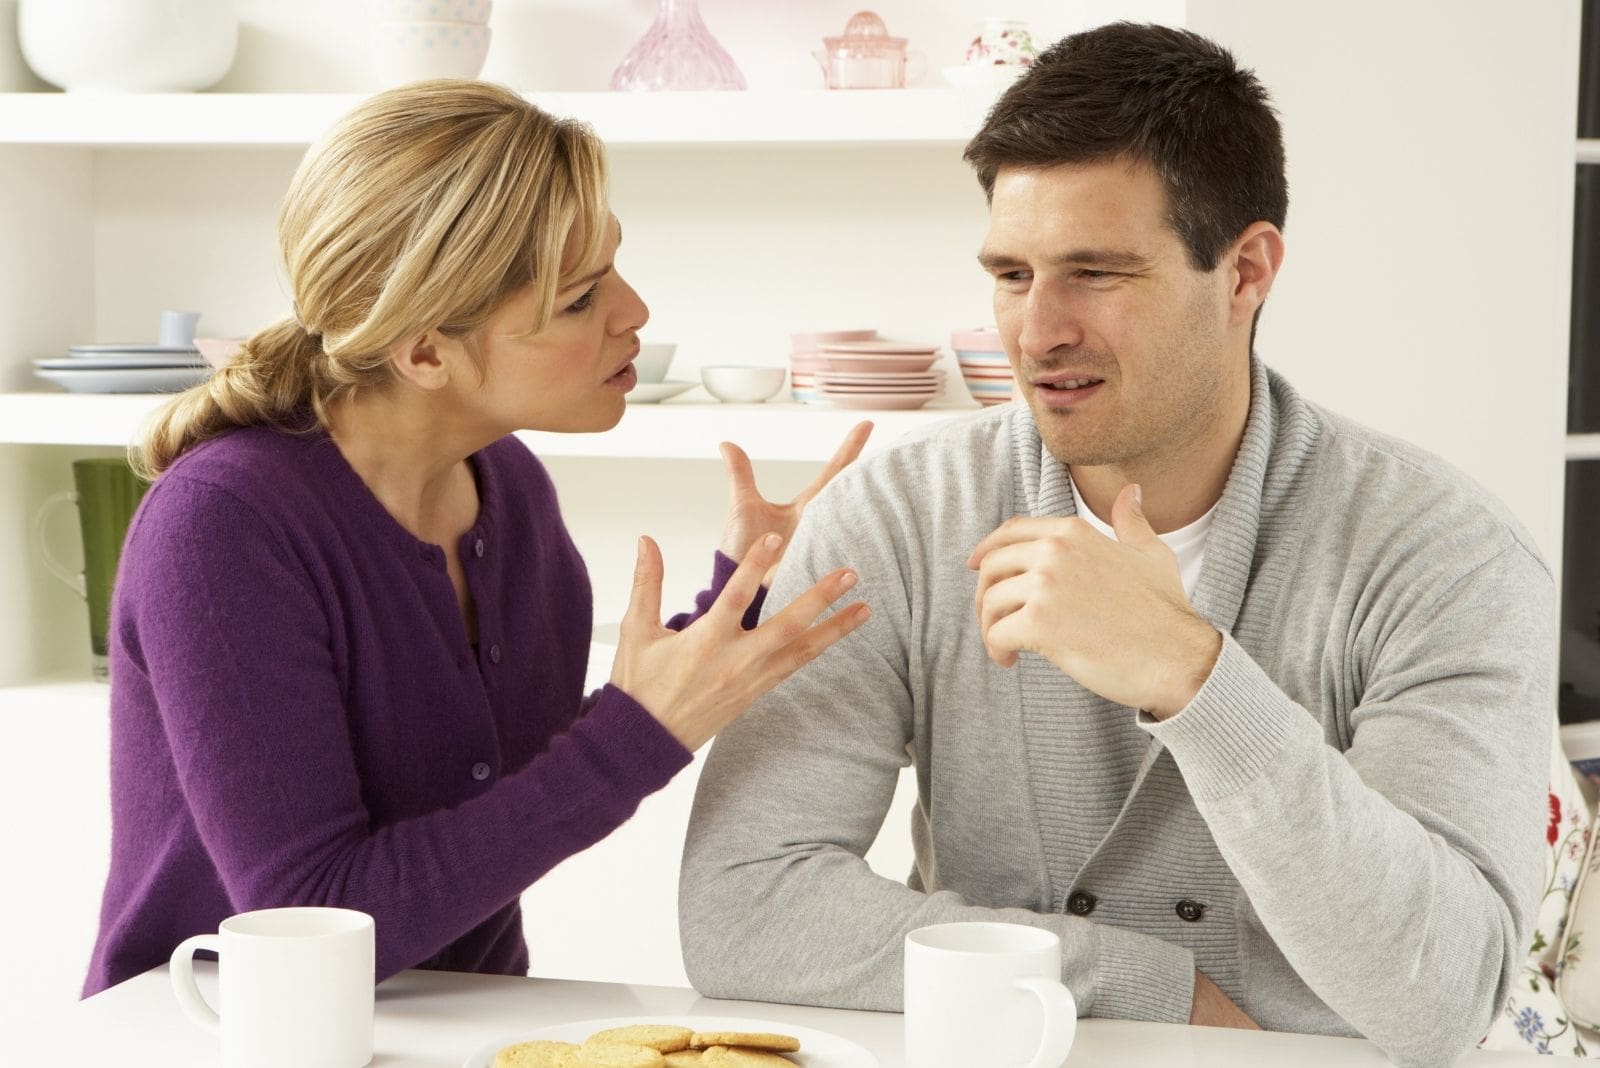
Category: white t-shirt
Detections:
[{"x1": 1068, "y1": 475, "x2": 1216, "y2": 602}]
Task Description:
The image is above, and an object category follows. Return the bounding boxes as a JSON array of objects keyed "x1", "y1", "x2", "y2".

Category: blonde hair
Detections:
[{"x1": 133, "y1": 79, "x2": 609, "y2": 480}]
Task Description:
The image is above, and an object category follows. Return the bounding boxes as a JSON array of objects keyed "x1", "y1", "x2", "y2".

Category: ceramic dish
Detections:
[
  {"x1": 67, "y1": 343, "x2": 202, "y2": 355},
  {"x1": 949, "y1": 328, "x2": 1006, "y2": 353},
  {"x1": 790, "y1": 329, "x2": 877, "y2": 352},
  {"x1": 815, "y1": 353, "x2": 938, "y2": 373},
  {"x1": 819, "y1": 340, "x2": 939, "y2": 355},
  {"x1": 36, "y1": 355, "x2": 208, "y2": 370},
  {"x1": 823, "y1": 392, "x2": 938, "y2": 410},
  {"x1": 34, "y1": 365, "x2": 211, "y2": 393},
  {"x1": 625, "y1": 380, "x2": 696, "y2": 404},
  {"x1": 815, "y1": 371, "x2": 943, "y2": 384},
  {"x1": 461, "y1": 1014, "x2": 880, "y2": 1068}
]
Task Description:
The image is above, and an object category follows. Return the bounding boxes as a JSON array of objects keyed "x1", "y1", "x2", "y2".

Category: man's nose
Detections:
[{"x1": 1017, "y1": 286, "x2": 1084, "y2": 360}]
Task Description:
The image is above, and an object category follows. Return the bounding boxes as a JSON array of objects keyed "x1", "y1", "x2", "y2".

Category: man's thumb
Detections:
[{"x1": 1110, "y1": 483, "x2": 1157, "y2": 548}]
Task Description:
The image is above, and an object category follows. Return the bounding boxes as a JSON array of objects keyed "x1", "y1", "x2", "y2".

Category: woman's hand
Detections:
[
  {"x1": 717, "y1": 421, "x2": 873, "y2": 582},
  {"x1": 611, "y1": 532, "x2": 870, "y2": 751}
]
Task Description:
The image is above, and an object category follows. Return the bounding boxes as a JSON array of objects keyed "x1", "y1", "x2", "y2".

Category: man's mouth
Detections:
[{"x1": 1039, "y1": 377, "x2": 1103, "y2": 391}]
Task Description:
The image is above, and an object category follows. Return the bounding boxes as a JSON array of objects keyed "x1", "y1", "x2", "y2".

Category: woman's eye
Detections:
[{"x1": 564, "y1": 285, "x2": 598, "y2": 314}]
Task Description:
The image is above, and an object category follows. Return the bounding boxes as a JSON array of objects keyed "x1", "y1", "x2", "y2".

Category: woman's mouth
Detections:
[{"x1": 603, "y1": 362, "x2": 637, "y2": 392}]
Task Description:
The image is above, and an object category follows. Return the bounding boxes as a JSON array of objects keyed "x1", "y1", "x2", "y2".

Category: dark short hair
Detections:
[{"x1": 964, "y1": 22, "x2": 1287, "y2": 271}]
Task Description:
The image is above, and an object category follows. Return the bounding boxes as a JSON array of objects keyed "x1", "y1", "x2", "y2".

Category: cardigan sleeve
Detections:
[
  {"x1": 122, "y1": 473, "x2": 692, "y2": 981},
  {"x1": 1143, "y1": 541, "x2": 1554, "y2": 1068},
  {"x1": 679, "y1": 487, "x2": 1197, "y2": 1021},
  {"x1": 665, "y1": 551, "x2": 765, "y2": 632}
]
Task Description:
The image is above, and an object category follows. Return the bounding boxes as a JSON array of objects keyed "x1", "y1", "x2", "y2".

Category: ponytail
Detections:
[{"x1": 131, "y1": 317, "x2": 329, "y2": 481}]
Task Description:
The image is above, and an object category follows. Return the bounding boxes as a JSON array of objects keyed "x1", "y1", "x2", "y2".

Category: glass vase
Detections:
[{"x1": 610, "y1": 0, "x2": 746, "y2": 91}]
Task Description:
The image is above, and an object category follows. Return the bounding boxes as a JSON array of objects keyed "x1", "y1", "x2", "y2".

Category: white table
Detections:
[{"x1": 40, "y1": 964, "x2": 1546, "y2": 1067}]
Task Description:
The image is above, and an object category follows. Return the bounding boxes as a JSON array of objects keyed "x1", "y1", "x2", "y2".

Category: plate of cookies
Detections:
[{"x1": 464, "y1": 1015, "x2": 880, "y2": 1068}]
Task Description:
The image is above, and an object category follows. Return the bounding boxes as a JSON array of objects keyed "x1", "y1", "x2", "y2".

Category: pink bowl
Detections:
[
  {"x1": 194, "y1": 336, "x2": 245, "y2": 369},
  {"x1": 950, "y1": 327, "x2": 1005, "y2": 353}
]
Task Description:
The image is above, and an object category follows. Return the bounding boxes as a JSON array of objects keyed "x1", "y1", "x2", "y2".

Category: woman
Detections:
[{"x1": 82, "y1": 80, "x2": 871, "y2": 995}]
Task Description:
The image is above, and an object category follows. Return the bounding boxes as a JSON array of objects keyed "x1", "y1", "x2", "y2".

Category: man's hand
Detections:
[
  {"x1": 966, "y1": 484, "x2": 1222, "y2": 718},
  {"x1": 1190, "y1": 969, "x2": 1261, "y2": 1029}
]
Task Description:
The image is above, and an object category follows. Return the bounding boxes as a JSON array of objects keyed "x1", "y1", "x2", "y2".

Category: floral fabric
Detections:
[{"x1": 1480, "y1": 723, "x2": 1596, "y2": 1056}]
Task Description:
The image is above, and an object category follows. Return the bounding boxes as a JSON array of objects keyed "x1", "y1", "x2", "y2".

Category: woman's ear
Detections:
[
  {"x1": 384, "y1": 330, "x2": 453, "y2": 391},
  {"x1": 1228, "y1": 222, "x2": 1285, "y2": 329}
]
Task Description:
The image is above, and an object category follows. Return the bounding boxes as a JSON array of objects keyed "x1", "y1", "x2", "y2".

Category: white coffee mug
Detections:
[
  {"x1": 904, "y1": 921, "x2": 1077, "y2": 1068},
  {"x1": 170, "y1": 906, "x2": 376, "y2": 1068}
]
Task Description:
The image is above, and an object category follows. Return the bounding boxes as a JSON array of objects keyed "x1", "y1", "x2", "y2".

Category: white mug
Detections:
[
  {"x1": 170, "y1": 906, "x2": 376, "y2": 1068},
  {"x1": 904, "y1": 922, "x2": 1077, "y2": 1068}
]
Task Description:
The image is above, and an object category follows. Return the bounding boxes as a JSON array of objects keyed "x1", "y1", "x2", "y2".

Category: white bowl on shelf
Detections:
[
  {"x1": 372, "y1": 20, "x2": 490, "y2": 84},
  {"x1": 376, "y1": 0, "x2": 492, "y2": 23},
  {"x1": 19, "y1": 0, "x2": 239, "y2": 93},
  {"x1": 700, "y1": 366, "x2": 787, "y2": 404}
]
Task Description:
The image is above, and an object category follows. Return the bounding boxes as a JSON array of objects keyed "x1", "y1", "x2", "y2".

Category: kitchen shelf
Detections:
[
  {"x1": 1569, "y1": 434, "x2": 1600, "y2": 461},
  {"x1": 0, "y1": 88, "x2": 1001, "y2": 148},
  {"x1": 1581, "y1": 138, "x2": 1600, "y2": 164},
  {"x1": 0, "y1": 674, "x2": 108, "y2": 719},
  {"x1": 0, "y1": 391, "x2": 981, "y2": 459}
]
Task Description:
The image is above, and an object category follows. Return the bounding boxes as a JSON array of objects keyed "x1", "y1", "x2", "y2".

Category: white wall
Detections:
[{"x1": 1188, "y1": 0, "x2": 1579, "y2": 565}]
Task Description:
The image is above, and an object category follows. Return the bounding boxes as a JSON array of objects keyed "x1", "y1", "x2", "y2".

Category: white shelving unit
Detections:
[
  {"x1": 0, "y1": 88, "x2": 1002, "y2": 147},
  {"x1": 1570, "y1": 434, "x2": 1600, "y2": 462},
  {"x1": 0, "y1": 86, "x2": 1004, "y2": 691}
]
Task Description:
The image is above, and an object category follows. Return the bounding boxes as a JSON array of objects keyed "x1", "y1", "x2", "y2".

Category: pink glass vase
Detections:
[{"x1": 609, "y1": 0, "x2": 747, "y2": 91}]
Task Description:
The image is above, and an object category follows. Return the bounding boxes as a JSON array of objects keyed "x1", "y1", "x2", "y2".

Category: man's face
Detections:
[{"x1": 980, "y1": 160, "x2": 1242, "y2": 474}]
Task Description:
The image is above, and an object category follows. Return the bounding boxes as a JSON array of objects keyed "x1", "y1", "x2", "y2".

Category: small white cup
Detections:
[
  {"x1": 158, "y1": 309, "x2": 201, "y2": 348},
  {"x1": 904, "y1": 921, "x2": 1077, "y2": 1068},
  {"x1": 170, "y1": 906, "x2": 376, "y2": 1068}
]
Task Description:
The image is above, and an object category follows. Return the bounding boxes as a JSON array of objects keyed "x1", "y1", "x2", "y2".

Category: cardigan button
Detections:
[
  {"x1": 1066, "y1": 890, "x2": 1098, "y2": 916},
  {"x1": 473, "y1": 538, "x2": 485, "y2": 558},
  {"x1": 488, "y1": 643, "x2": 502, "y2": 664},
  {"x1": 471, "y1": 762, "x2": 491, "y2": 782},
  {"x1": 1175, "y1": 899, "x2": 1206, "y2": 922}
]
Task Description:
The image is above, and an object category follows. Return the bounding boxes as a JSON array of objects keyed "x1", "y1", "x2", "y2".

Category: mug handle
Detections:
[
  {"x1": 1014, "y1": 975, "x2": 1077, "y2": 1068},
  {"x1": 31, "y1": 490, "x2": 86, "y2": 598},
  {"x1": 170, "y1": 933, "x2": 222, "y2": 1034}
]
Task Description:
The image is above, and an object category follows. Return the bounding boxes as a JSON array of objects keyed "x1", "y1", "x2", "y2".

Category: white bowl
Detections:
[
  {"x1": 372, "y1": 20, "x2": 490, "y2": 84},
  {"x1": 700, "y1": 365, "x2": 787, "y2": 404},
  {"x1": 633, "y1": 342, "x2": 676, "y2": 384},
  {"x1": 377, "y1": 0, "x2": 492, "y2": 23},
  {"x1": 20, "y1": 0, "x2": 238, "y2": 93}
]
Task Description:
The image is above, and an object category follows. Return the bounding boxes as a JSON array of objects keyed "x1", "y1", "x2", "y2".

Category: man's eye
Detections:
[
  {"x1": 998, "y1": 270, "x2": 1031, "y2": 283},
  {"x1": 564, "y1": 285, "x2": 598, "y2": 314},
  {"x1": 1078, "y1": 270, "x2": 1116, "y2": 281}
]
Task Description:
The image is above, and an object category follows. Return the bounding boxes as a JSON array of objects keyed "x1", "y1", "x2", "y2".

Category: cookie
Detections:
[
  {"x1": 573, "y1": 1043, "x2": 666, "y2": 1068},
  {"x1": 587, "y1": 1025, "x2": 694, "y2": 1053},
  {"x1": 690, "y1": 1032, "x2": 801, "y2": 1054},
  {"x1": 700, "y1": 1048, "x2": 796, "y2": 1067},
  {"x1": 662, "y1": 1053, "x2": 705, "y2": 1067},
  {"x1": 493, "y1": 1040, "x2": 581, "y2": 1068}
]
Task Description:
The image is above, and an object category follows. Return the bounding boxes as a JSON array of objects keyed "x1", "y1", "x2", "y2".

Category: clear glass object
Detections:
[{"x1": 610, "y1": 0, "x2": 746, "y2": 92}]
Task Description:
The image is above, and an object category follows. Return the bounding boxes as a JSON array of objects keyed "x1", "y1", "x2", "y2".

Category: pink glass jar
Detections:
[{"x1": 814, "y1": 10, "x2": 924, "y2": 90}]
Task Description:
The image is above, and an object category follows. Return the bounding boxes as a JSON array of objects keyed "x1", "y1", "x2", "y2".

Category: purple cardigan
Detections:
[{"x1": 84, "y1": 423, "x2": 752, "y2": 995}]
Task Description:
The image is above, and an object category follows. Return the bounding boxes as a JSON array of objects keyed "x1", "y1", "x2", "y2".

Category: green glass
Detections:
[{"x1": 34, "y1": 458, "x2": 150, "y2": 680}]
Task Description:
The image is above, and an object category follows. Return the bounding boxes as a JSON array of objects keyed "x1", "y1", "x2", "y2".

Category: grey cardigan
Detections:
[{"x1": 679, "y1": 360, "x2": 1555, "y2": 1068}]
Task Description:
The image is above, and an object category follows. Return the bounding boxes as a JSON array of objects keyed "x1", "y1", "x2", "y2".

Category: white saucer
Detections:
[
  {"x1": 34, "y1": 365, "x2": 211, "y2": 393},
  {"x1": 67, "y1": 343, "x2": 201, "y2": 355},
  {"x1": 36, "y1": 355, "x2": 208, "y2": 370},
  {"x1": 625, "y1": 380, "x2": 696, "y2": 404}
]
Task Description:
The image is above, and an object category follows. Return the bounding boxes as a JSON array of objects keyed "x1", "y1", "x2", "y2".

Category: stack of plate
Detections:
[
  {"x1": 813, "y1": 341, "x2": 944, "y2": 410},
  {"x1": 789, "y1": 329, "x2": 878, "y2": 403},
  {"x1": 951, "y1": 328, "x2": 1013, "y2": 406},
  {"x1": 33, "y1": 343, "x2": 211, "y2": 394}
]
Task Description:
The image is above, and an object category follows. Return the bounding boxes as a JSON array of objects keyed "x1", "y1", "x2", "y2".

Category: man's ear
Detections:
[
  {"x1": 384, "y1": 330, "x2": 452, "y2": 391},
  {"x1": 1227, "y1": 222, "x2": 1285, "y2": 329}
]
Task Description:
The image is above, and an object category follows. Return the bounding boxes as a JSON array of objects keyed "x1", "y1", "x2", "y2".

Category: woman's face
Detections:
[{"x1": 464, "y1": 213, "x2": 649, "y2": 435}]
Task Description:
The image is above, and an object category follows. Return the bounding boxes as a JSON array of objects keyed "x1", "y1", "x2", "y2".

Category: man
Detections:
[{"x1": 678, "y1": 21, "x2": 1553, "y2": 1068}]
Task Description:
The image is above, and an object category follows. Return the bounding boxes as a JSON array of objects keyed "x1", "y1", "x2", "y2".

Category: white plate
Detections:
[
  {"x1": 461, "y1": 1014, "x2": 879, "y2": 1068},
  {"x1": 33, "y1": 365, "x2": 211, "y2": 393},
  {"x1": 817, "y1": 341, "x2": 939, "y2": 355},
  {"x1": 67, "y1": 343, "x2": 200, "y2": 355},
  {"x1": 36, "y1": 355, "x2": 208, "y2": 370},
  {"x1": 625, "y1": 380, "x2": 696, "y2": 404}
]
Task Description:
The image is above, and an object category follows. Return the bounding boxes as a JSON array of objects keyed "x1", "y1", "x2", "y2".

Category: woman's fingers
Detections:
[
  {"x1": 621, "y1": 534, "x2": 665, "y2": 638},
  {"x1": 712, "y1": 531, "x2": 784, "y2": 623},
  {"x1": 761, "y1": 598, "x2": 872, "y2": 685},
  {"x1": 745, "y1": 567, "x2": 860, "y2": 656},
  {"x1": 797, "y1": 421, "x2": 873, "y2": 504}
]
